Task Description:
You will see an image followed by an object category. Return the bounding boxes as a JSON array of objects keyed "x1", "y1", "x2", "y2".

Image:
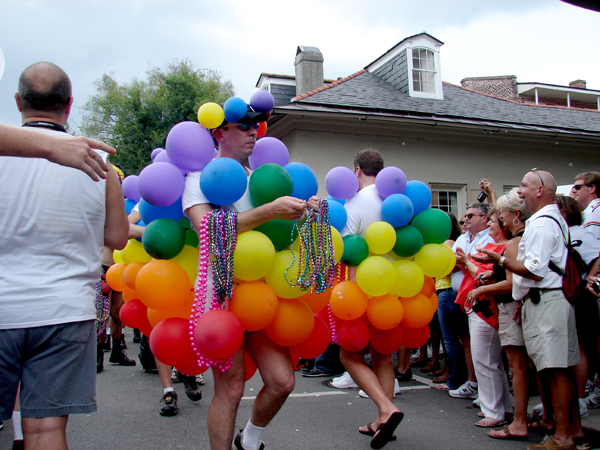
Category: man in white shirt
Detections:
[
  {"x1": 570, "y1": 172, "x2": 600, "y2": 240},
  {"x1": 484, "y1": 170, "x2": 583, "y2": 450}
]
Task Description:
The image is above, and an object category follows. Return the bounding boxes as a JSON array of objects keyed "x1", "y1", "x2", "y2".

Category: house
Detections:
[{"x1": 255, "y1": 33, "x2": 600, "y2": 218}]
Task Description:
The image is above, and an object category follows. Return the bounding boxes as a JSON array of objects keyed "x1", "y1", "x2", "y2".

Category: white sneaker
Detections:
[
  {"x1": 359, "y1": 379, "x2": 401, "y2": 398},
  {"x1": 195, "y1": 374, "x2": 205, "y2": 386},
  {"x1": 449, "y1": 381, "x2": 478, "y2": 399},
  {"x1": 331, "y1": 371, "x2": 358, "y2": 389},
  {"x1": 171, "y1": 367, "x2": 180, "y2": 382},
  {"x1": 579, "y1": 398, "x2": 589, "y2": 419},
  {"x1": 585, "y1": 379, "x2": 596, "y2": 397},
  {"x1": 532, "y1": 402, "x2": 543, "y2": 416},
  {"x1": 584, "y1": 386, "x2": 600, "y2": 409}
]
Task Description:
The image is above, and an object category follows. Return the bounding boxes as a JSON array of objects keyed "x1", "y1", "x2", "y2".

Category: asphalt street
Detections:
[{"x1": 2, "y1": 334, "x2": 600, "y2": 450}]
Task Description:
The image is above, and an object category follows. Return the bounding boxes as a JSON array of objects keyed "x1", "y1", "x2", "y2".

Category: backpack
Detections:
[{"x1": 540, "y1": 215, "x2": 588, "y2": 304}]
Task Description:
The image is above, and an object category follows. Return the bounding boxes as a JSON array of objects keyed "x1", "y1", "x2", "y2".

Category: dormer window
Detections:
[{"x1": 412, "y1": 48, "x2": 436, "y2": 93}]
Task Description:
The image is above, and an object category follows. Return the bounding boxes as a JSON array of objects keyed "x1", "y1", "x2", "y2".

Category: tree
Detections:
[{"x1": 80, "y1": 60, "x2": 234, "y2": 175}]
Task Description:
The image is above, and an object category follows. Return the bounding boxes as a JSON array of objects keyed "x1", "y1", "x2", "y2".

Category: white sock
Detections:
[
  {"x1": 12, "y1": 411, "x2": 23, "y2": 441},
  {"x1": 241, "y1": 420, "x2": 265, "y2": 450},
  {"x1": 469, "y1": 381, "x2": 478, "y2": 388},
  {"x1": 163, "y1": 387, "x2": 175, "y2": 395}
]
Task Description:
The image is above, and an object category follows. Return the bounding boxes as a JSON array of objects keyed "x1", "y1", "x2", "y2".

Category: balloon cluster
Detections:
[{"x1": 107, "y1": 89, "x2": 455, "y2": 376}]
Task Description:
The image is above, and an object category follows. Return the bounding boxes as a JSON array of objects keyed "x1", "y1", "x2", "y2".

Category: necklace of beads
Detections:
[
  {"x1": 95, "y1": 279, "x2": 110, "y2": 337},
  {"x1": 189, "y1": 209, "x2": 238, "y2": 373},
  {"x1": 285, "y1": 198, "x2": 336, "y2": 293}
]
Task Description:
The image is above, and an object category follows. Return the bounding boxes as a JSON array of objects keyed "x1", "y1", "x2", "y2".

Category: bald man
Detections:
[{"x1": 0, "y1": 62, "x2": 129, "y2": 450}]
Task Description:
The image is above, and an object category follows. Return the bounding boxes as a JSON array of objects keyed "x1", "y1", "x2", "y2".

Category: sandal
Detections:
[
  {"x1": 420, "y1": 362, "x2": 440, "y2": 373},
  {"x1": 429, "y1": 368, "x2": 447, "y2": 377},
  {"x1": 409, "y1": 358, "x2": 427, "y2": 368},
  {"x1": 358, "y1": 423, "x2": 397, "y2": 440},
  {"x1": 488, "y1": 425, "x2": 528, "y2": 441},
  {"x1": 371, "y1": 412, "x2": 404, "y2": 449},
  {"x1": 475, "y1": 418, "x2": 507, "y2": 428},
  {"x1": 432, "y1": 375, "x2": 449, "y2": 384},
  {"x1": 526, "y1": 414, "x2": 555, "y2": 433}
]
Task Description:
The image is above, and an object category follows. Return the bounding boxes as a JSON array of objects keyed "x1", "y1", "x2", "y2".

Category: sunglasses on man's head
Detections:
[{"x1": 224, "y1": 122, "x2": 260, "y2": 131}]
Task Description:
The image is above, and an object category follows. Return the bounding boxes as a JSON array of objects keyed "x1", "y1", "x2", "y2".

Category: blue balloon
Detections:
[
  {"x1": 326, "y1": 196, "x2": 346, "y2": 206},
  {"x1": 138, "y1": 197, "x2": 183, "y2": 225},
  {"x1": 284, "y1": 162, "x2": 318, "y2": 201},
  {"x1": 223, "y1": 97, "x2": 247, "y2": 123},
  {"x1": 381, "y1": 194, "x2": 414, "y2": 227},
  {"x1": 200, "y1": 157, "x2": 247, "y2": 206},
  {"x1": 403, "y1": 180, "x2": 432, "y2": 215},
  {"x1": 124, "y1": 198, "x2": 137, "y2": 215},
  {"x1": 326, "y1": 199, "x2": 347, "y2": 232}
]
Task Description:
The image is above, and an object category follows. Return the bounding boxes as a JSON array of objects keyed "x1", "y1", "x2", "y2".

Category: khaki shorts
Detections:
[
  {"x1": 522, "y1": 289, "x2": 580, "y2": 372},
  {"x1": 498, "y1": 301, "x2": 525, "y2": 347}
]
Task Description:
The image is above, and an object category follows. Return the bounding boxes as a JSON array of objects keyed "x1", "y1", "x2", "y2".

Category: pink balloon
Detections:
[{"x1": 194, "y1": 310, "x2": 244, "y2": 359}]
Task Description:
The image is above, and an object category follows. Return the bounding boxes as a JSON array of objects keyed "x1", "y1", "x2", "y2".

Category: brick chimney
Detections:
[
  {"x1": 460, "y1": 75, "x2": 518, "y2": 101},
  {"x1": 569, "y1": 79, "x2": 587, "y2": 89},
  {"x1": 294, "y1": 46, "x2": 324, "y2": 96}
]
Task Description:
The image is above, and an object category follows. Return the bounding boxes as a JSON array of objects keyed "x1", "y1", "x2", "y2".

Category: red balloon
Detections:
[
  {"x1": 289, "y1": 317, "x2": 331, "y2": 359},
  {"x1": 257, "y1": 121, "x2": 268, "y2": 138},
  {"x1": 120, "y1": 298, "x2": 153, "y2": 336},
  {"x1": 194, "y1": 310, "x2": 245, "y2": 359},
  {"x1": 244, "y1": 350, "x2": 257, "y2": 382},
  {"x1": 149, "y1": 317, "x2": 193, "y2": 367},
  {"x1": 401, "y1": 323, "x2": 430, "y2": 349},
  {"x1": 176, "y1": 358, "x2": 210, "y2": 377},
  {"x1": 336, "y1": 319, "x2": 369, "y2": 352},
  {"x1": 315, "y1": 307, "x2": 336, "y2": 333},
  {"x1": 370, "y1": 325, "x2": 404, "y2": 354}
]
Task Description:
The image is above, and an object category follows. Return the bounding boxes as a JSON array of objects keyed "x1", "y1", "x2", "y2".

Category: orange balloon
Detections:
[
  {"x1": 329, "y1": 281, "x2": 368, "y2": 321},
  {"x1": 420, "y1": 276, "x2": 435, "y2": 297},
  {"x1": 400, "y1": 293, "x2": 433, "y2": 329},
  {"x1": 229, "y1": 281, "x2": 279, "y2": 331},
  {"x1": 367, "y1": 294, "x2": 404, "y2": 330},
  {"x1": 135, "y1": 260, "x2": 190, "y2": 311},
  {"x1": 265, "y1": 298, "x2": 314, "y2": 347},
  {"x1": 257, "y1": 121, "x2": 267, "y2": 138},
  {"x1": 106, "y1": 263, "x2": 128, "y2": 292},
  {"x1": 123, "y1": 261, "x2": 145, "y2": 290},
  {"x1": 429, "y1": 293, "x2": 439, "y2": 314},
  {"x1": 147, "y1": 289, "x2": 195, "y2": 327},
  {"x1": 122, "y1": 287, "x2": 138, "y2": 303},
  {"x1": 301, "y1": 288, "x2": 331, "y2": 313}
]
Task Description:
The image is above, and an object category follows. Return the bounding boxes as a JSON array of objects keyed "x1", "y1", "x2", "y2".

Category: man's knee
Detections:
[
  {"x1": 22, "y1": 415, "x2": 68, "y2": 436},
  {"x1": 266, "y1": 371, "x2": 295, "y2": 398}
]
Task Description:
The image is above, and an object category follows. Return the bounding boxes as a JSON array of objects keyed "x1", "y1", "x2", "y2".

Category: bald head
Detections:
[
  {"x1": 518, "y1": 170, "x2": 557, "y2": 213},
  {"x1": 17, "y1": 62, "x2": 72, "y2": 114}
]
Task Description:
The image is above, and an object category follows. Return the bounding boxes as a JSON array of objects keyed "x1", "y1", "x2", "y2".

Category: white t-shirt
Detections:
[
  {"x1": 451, "y1": 228, "x2": 493, "y2": 292},
  {"x1": 0, "y1": 128, "x2": 107, "y2": 329},
  {"x1": 340, "y1": 184, "x2": 382, "y2": 238},
  {"x1": 512, "y1": 204, "x2": 568, "y2": 301},
  {"x1": 570, "y1": 225, "x2": 600, "y2": 276},
  {"x1": 583, "y1": 198, "x2": 600, "y2": 240}
]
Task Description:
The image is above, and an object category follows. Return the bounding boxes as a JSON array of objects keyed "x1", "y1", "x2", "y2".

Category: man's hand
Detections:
[
  {"x1": 47, "y1": 135, "x2": 116, "y2": 182},
  {"x1": 269, "y1": 196, "x2": 309, "y2": 221}
]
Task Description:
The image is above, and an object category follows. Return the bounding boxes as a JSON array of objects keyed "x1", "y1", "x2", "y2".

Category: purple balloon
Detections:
[
  {"x1": 325, "y1": 166, "x2": 359, "y2": 200},
  {"x1": 154, "y1": 150, "x2": 188, "y2": 176},
  {"x1": 375, "y1": 166, "x2": 407, "y2": 198},
  {"x1": 248, "y1": 137, "x2": 289, "y2": 169},
  {"x1": 165, "y1": 121, "x2": 214, "y2": 172},
  {"x1": 122, "y1": 175, "x2": 140, "y2": 202},
  {"x1": 138, "y1": 162, "x2": 185, "y2": 208},
  {"x1": 151, "y1": 147, "x2": 165, "y2": 161},
  {"x1": 250, "y1": 90, "x2": 275, "y2": 113}
]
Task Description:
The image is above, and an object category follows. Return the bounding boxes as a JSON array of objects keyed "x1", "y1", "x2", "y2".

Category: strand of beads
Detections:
[
  {"x1": 328, "y1": 262, "x2": 347, "y2": 345},
  {"x1": 95, "y1": 279, "x2": 110, "y2": 336}
]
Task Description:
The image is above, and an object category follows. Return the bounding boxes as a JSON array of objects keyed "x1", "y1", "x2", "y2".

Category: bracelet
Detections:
[
  {"x1": 465, "y1": 261, "x2": 470, "y2": 270},
  {"x1": 499, "y1": 256, "x2": 506, "y2": 267}
]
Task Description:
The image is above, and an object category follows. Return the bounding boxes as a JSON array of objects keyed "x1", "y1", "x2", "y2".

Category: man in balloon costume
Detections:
[{"x1": 183, "y1": 104, "x2": 318, "y2": 450}]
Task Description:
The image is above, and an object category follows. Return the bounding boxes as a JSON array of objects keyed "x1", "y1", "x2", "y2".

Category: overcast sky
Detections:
[{"x1": 1, "y1": 0, "x2": 598, "y2": 130}]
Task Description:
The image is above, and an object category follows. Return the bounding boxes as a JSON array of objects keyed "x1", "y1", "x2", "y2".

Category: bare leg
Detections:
[
  {"x1": 396, "y1": 346, "x2": 410, "y2": 374},
  {"x1": 503, "y1": 346, "x2": 528, "y2": 436},
  {"x1": 156, "y1": 359, "x2": 172, "y2": 389},
  {"x1": 543, "y1": 368, "x2": 574, "y2": 445},
  {"x1": 22, "y1": 416, "x2": 68, "y2": 450},
  {"x1": 109, "y1": 291, "x2": 124, "y2": 342}
]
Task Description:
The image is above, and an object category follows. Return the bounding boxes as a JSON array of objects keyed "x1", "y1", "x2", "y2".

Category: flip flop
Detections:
[
  {"x1": 526, "y1": 414, "x2": 555, "y2": 433},
  {"x1": 370, "y1": 412, "x2": 404, "y2": 449},
  {"x1": 488, "y1": 425, "x2": 528, "y2": 441},
  {"x1": 475, "y1": 418, "x2": 507, "y2": 428},
  {"x1": 358, "y1": 423, "x2": 397, "y2": 441}
]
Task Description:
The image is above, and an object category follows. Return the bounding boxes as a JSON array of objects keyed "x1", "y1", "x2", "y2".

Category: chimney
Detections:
[
  {"x1": 294, "y1": 46, "x2": 324, "y2": 96},
  {"x1": 569, "y1": 79, "x2": 586, "y2": 89}
]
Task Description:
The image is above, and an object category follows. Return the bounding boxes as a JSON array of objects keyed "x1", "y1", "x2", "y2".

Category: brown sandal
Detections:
[{"x1": 358, "y1": 423, "x2": 397, "y2": 440}]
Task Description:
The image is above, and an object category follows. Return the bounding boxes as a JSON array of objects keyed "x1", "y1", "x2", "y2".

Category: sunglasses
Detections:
[
  {"x1": 224, "y1": 122, "x2": 261, "y2": 131},
  {"x1": 465, "y1": 213, "x2": 485, "y2": 219},
  {"x1": 572, "y1": 184, "x2": 586, "y2": 191},
  {"x1": 459, "y1": 220, "x2": 465, "y2": 225},
  {"x1": 531, "y1": 168, "x2": 545, "y2": 186}
]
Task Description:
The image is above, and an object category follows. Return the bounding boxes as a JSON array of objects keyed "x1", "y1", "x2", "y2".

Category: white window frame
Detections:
[
  {"x1": 430, "y1": 183, "x2": 467, "y2": 219},
  {"x1": 408, "y1": 46, "x2": 444, "y2": 100}
]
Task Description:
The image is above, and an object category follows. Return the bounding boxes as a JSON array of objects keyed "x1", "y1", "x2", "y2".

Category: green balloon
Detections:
[
  {"x1": 411, "y1": 209, "x2": 451, "y2": 245},
  {"x1": 341, "y1": 234, "x2": 369, "y2": 267},
  {"x1": 185, "y1": 227, "x2": 199, "y2": 248},
  {"x1": 142, "y1": 218, "x2": 186, "y2": 260},
  {"x1": 254, "y1": 219, "x2": 298, "y2": 251},
  {"x1": 393, "y1": 225, "x2": 423, "y2": 257},
  {"x1": 249, "y1": 163, "x2": 293, "y2": 206}
]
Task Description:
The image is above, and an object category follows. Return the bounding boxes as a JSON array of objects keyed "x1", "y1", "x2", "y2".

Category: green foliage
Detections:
[{"x1": 80, "y1": 60, "x2": 234, "y2": 175}]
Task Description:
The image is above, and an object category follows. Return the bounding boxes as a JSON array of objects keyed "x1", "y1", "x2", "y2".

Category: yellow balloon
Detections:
[
  {"x1": 233, "y1": 231, "x2": 276, "y2": 281},
  {"x1": 121, "y1": 239, "x2": 152, "y2": 264},
  {"x1": 171, "y1": 245, "x2": 199, "y2": 286},
  {"x1": 293, "y1": 225, "x2": 343, "y2": 264},
  {"x1": 441, "y1": 243, "x2": 457, "y2": 277},
  {"x1": 197, "y1": 102, "x2": 225, "y2": 129},
  {"x1": 365, "y1": 221, "x2": 396, "y2": 255},
  {"x1": 356, "y1": 255, "x2": 397, "y2": 297},
  {"x1": 265, "y1": 250, "x2": 304, "y2": 299},
  {"x1": 414, "y1": 244, "x2": 451, "y2": 278},
  {"x1": 113, "y1": 249, "x2": 124, "y2": 264},
  {"x1": 390, "y1": 260, "x2": 424, "y2": 298}
]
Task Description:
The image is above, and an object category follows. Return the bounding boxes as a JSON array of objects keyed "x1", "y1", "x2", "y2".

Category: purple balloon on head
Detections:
[
  {"x1": 223, "y1": 97, "x2": 247, "y2": 123},
  {"x1": 376, "y1": 166, "x2": 407, "y2": 198},
  {"x1": 250, "y1": 90, "x2": 275, "y2": 113},
  {"x1": 122, "y1": 175, "x2": 140, "y2": 202},
  {"x1": 249, "y1": 137, "x2": 289, "y2": 169},
  {"x1": 325, "y1": 166, "x2": 358, "y2": 200},
  {"x1": 138, "y1": 162, "x2": 185, "y2": 208},
  {"x1": 165, "y1": 121, "x2": 214, "y2": 172},
  {"x1": 154, "y1": 150, "x2": 188, "y2": 176},
  {"x1": 151, "y1": 147, "x2": 165, "y2": 161}
]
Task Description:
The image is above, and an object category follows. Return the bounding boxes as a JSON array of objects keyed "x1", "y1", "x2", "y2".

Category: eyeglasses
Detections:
[
  {"x1": 465, "y1": 213, "x2": 485, "y2": 219},
  {"x1": 223, "y1": 122, "x2": 261, "y2": 132},
  {"x1": 572, "y1": 184, "x2": 586, "y2": 191},
  {"x1": 459, "y1": 220, "x2": 465, "y2": 225},
  {"x1": 531, "y1": 168, "x2": 545, "y2": 186}
]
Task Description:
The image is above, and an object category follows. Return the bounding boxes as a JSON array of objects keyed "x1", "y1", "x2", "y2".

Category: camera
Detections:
[
  {"x1": 472, "y1": 297, "x2": 493, "y2": 318},
  {"x1": 477, "y1": 191, "x2": 487, "y2": 202},
  {"x1": 593, "y1": 281, "x2": 600, "y2": 294}
]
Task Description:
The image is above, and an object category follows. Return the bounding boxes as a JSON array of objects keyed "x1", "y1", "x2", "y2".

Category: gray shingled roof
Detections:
[{"x1": 284, "y1": 71, "x2": 600, "y2": 136}]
